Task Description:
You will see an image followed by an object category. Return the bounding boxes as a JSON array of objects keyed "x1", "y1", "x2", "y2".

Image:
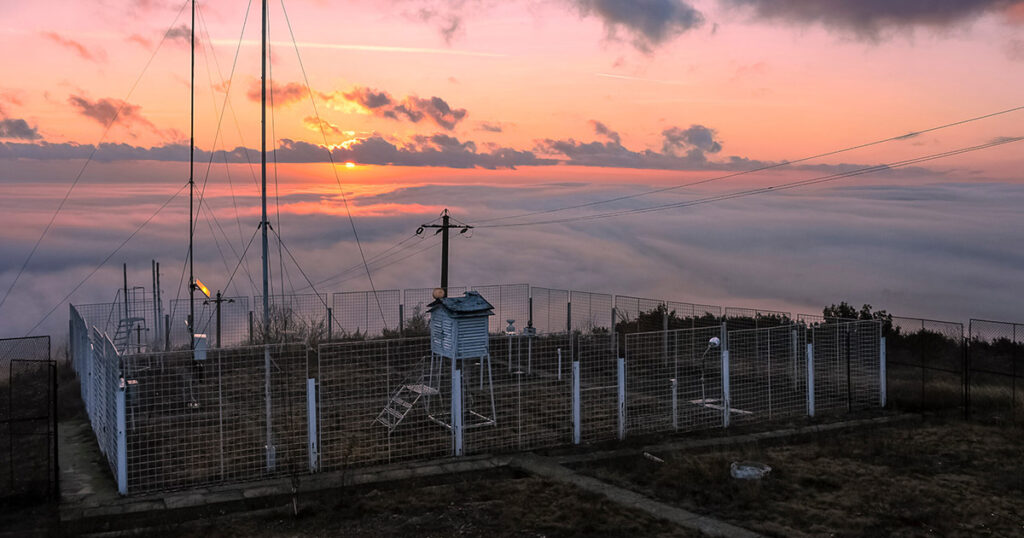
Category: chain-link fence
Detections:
[
  {"x1": 0, "y1": 335, "x2": 55, "y2": 502},
  {"x1": 968, "y1": 319, "x2": 1023, "y2": 423}
]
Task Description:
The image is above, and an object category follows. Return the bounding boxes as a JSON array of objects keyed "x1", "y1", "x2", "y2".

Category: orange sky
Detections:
[{"x1": 2, "y1": 1, "x2": 1024, "y2": 334}]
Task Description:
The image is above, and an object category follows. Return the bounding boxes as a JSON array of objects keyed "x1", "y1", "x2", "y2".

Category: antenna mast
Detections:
[
  {"x1": 260, "y1": 0, "x2": 270, "y2": 337},
  {"x1": 260, "y1": 0, "x2": 275, "y2": 471},
  {"x1": 188, "y1": 0, "x2": 196, "y2": 349}
]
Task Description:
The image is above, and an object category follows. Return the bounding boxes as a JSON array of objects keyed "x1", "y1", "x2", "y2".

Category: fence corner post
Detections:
[
  {"x1": 880, "y1": 336, "x2": 887, "y2": 408},
  {"x1": 116, "y1": 376, "x2": 127, "y2": 495},
  {"x1": 807, "y1": 342, "x2": 816, "y2": 417}
]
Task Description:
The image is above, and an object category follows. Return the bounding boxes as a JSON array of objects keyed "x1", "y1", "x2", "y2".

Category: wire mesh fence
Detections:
[
  {"x1": 121, "y1": 344, "x2": 311, "y2": 493},
  {"x1": 568, "y1": 290, "x2": 613, "y2": 333},
  {"x1": 728, "y1": 325, "x2": 808, "y2": 424},
  {"x1": 69, "y1": 287, "x2": 902, "y2": 496},
  {"x1": 724, "y1": 307, "x2": 793, "y2": 331},
  {"x1": 0, "y1": 335, "x2": 55, "y2": 502},
  {"x1": 472, "y1": 284, "x2": 530, "y2": 334},
  {"x1": 530, "y1": 287, "x2": 569, "y2": 334},
  {"x1": 968, "y1": 319, "x2": 1023, "y2": 423},
  {"x1": 625, "y1": 326, "x2": 725, "y2": 435},
  {"x1": 885, "y1": 317, "x2": 965, "y2": 413},
  {"x1": 464, "y1": 334, "x2": 573, "y2": 454},
  {"x1": 808, "y1": 320, "x2": 882, "y2": 415},
  {"x1": 318, "y1": 337, "x2": 450, "y2": 470},
  {"x1": 330, "y1": 289, "x2": 401, "y2": 340}
]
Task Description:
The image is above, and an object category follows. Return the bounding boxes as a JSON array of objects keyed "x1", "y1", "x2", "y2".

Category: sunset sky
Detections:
[{"x1": 1, "y1": 0, "x2": 1023, "y2": 337}]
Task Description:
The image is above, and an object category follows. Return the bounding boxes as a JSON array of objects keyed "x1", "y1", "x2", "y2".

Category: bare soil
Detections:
[{"x1": 575, "y1": 418, "x2": 1024, "y2": 537}]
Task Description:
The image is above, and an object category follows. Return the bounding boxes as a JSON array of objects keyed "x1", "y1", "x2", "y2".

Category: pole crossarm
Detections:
[{"x1": 417, "y1": 209, "x2": 472, "y2": 297}]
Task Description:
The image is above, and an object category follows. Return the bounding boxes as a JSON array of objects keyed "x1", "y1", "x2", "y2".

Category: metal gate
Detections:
[{"x1": 1, "y1": 335, "x2": 57, "y2": 502}]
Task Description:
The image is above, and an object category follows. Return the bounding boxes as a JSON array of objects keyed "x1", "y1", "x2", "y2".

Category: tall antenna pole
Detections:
[
  {"x1": 188, "y1": 0, "x2": 196, "y2": 349},
  {"x1": 261, "y1": 0, "x2": 270, "y2": 336},
  {"x1": 260, "y1": 0, "x2": 274, "y2": 471}
]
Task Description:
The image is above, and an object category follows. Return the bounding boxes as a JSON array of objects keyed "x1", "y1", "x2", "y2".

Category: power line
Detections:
[
  {"x1": 26, "y1": 183, "x2": 190, "y2": 336},
  {"x1": 0, "y1": 0, "x2": 192, "y2": 316},
  {"x1": 297, "y1": 232, "x2": 432, "y2": 292},
  {"x1": 471, "y1": 105, "x2": 1024, "y2": 227},
  {"x1": 477, "y1": 136, "x2": 1023, "y2": 228}
]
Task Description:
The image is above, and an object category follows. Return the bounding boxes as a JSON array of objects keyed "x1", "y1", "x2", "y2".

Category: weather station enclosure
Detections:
[
  {"x1": 426, "y1": 290, "x2": 496, "y2": 456},
  {"x1": 68, "y1": 283, "x2": 889, "y2": 496}
]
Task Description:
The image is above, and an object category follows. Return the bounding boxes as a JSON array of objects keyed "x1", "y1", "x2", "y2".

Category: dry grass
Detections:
[
  {"x1": 141, "y1": 476, "x2": 700, "y2": 538},
  {"x1": 576, "y1": 419, "x2": 1024, "y2": 537}
]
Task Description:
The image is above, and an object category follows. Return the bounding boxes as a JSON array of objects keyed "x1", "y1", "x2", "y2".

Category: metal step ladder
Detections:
[
  {"x1": 375, "y1": 377, "x2": 439, "y2": 432},
  {"x1": 112, "y1": 316, "x2": 146, "y2": 355}
]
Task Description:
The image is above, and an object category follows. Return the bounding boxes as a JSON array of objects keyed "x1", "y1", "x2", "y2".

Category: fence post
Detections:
[
  {"x1": 721, "y1": 322, "x2": 730, "y2": 428},
  {"x1": 557, "y1": 347, "x2": 562, "y2": 381},
  {"x1": 248, "y1": 311, "x2": 254, "y2": 344},
  {"x1": 662, "y1": 302, "x2": 669, "y2": 365},
  {"x1": 572, "y1": 357, "x2": 581, "y2": 445},
  {"x1": 611, "y1": 307, "x2": 618, "y2": 357},
  {"x1": 398, "y1": 303, "x2": 404, "y2": 337},
  {"x1": 671, "y1": 377, "x2": 678, "y2": 430},
  {"x1": 617, "y1": 357, "x2": 626, "y2": 440},
  {"x1": 116, "y1": 376, "x2": 127, "y2": 495},
  {"x1": 265, "y1": 346, "x2": 275, "y2": 471},
  {"x1": 566, "y1": 300, "x2": 572, "y2": 334},
  {"x1": 307, "y1": 378, "x2": 318, "y2": 472},
  {"x1": 963, "y1": 334, "x2": 970, "y2": 420},
  {"x1": 880, "y1": 336, "x2": 887, "y2": 408},
  {"x1": 327, "y1": 307, "x2": 333, "y2": 341},
  {"x1": 452, "y1": 358, "x2": 464, "y2": 456},
  {"x1": 807, "y1": 341, "x2": 815, "y2": 417},
  {"x1": 791, "y1": 328, "x2": 798, "y2": 384},
  {"x1": 164, "y1": 314, "x2": 170, "y2": 351}
]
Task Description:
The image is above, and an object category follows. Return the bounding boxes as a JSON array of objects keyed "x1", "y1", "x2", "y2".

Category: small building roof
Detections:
[{"x1": 428, "y1": 290, "x2": 494, "y2": 318}]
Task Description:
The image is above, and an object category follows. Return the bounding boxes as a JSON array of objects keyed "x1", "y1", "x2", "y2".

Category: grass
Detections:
[
  {"x1": 574, "y1": 418, "x2": 1024, "y2": 537},
  {"x1": 138, "y1": 476, "x2": 700, "y2": 538}
]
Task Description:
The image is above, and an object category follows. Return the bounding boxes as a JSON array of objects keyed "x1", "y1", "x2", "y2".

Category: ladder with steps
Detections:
[
  {"x1": 375, "y1": 377, "x2": 439, "y2": 433},
  {"x1": 112, "y1": 316, "x2": 146, "y2": 355}
]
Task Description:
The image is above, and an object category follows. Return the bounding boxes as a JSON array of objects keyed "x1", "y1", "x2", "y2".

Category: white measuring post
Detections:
[
  {"x1": 572, "y1": 359, "x2": 581, "y2": 445},
  {"x1": 617, "y1": 357, "x2": 626, "y2": 440},
  {"x1": 116, "y1": 376, "x2": 127, "y2": 495},
  {"x1": 880, "y1": 336, "x2": 887, "y2": 408},
  {"x1": 807, "y1": 342, "x2": 816, "y2": 417},
  {"x1": 307, "y1": 378, "x2": 318, "y2": 472},
  {"x1": 452, "y1": 358, "x2": 464, "y2": 457},
  {"x1": 722, "y1": 345, "x2": 731, "y2": 428}
]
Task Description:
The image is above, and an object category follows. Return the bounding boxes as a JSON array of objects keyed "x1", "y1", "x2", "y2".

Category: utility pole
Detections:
[
  {"x1": 205, "y1": 291, "x2": 234, "y2": 348},
  {"x1": 418, "y1": 209, "x2": 472, "y2": 297}
]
